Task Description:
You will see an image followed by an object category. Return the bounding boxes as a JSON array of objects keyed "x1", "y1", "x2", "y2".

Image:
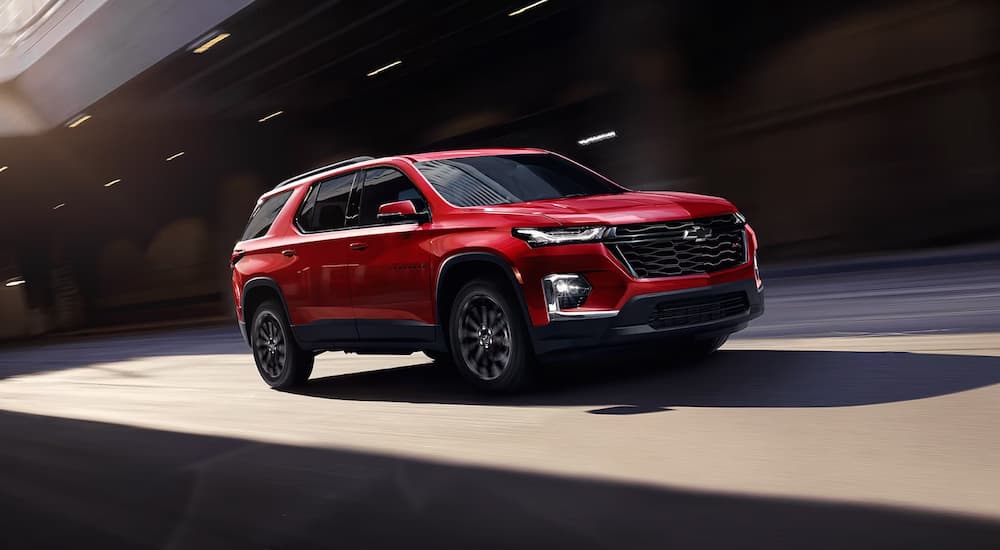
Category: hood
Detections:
[{"x1": 474, "y1": 191, "x2": 736, "y2": 225}]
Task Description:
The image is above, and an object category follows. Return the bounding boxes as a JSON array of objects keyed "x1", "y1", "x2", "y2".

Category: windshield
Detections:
[{"x1": 414, "y1": 153, "x2": 624, "y2": 207}]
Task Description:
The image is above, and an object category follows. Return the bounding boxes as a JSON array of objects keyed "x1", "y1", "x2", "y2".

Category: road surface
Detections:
[{"x1": 1, "y1": 258, "x2": 998, "y2": 548}]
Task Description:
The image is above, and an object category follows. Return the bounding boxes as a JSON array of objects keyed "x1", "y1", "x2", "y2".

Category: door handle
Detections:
[
  {"x1": 349, "y1": 242, "x2": 368, "y2": 251},
  {"x1": 281, "y1": 249, "x2": 296, "y2": 257}
]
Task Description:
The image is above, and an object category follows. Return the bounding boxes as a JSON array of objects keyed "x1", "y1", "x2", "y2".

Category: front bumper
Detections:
[{"x1": 530, "y1": 279, "x2": 764, "y2": 355}]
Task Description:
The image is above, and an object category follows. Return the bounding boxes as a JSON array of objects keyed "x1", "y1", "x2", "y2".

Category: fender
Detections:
[
  {"x1": 434, "y1": 252, "x2": 534, "y2": 338},
  {"x1": 240, "y1": 277, "x2": 300, "y2": 348}
]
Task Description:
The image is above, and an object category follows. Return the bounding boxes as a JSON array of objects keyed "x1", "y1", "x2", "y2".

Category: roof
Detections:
[
  {"x1": 402, "y1": 148, "x2": 548, "y2": 162},
  {"x1": 272, "y1": 156, "x2": 375, "y2": 190},
  {"x1": 257, "y1": 148, "x2": 550, "y2": 201}
]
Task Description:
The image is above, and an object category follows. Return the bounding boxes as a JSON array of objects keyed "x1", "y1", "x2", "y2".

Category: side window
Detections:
[
  {"x1": 294, "y1": 184, "x2": 317, "y2": 231},
  {"x1": 241, "y1": 191, "x2": 292, "y2": 240},
  {"x1": 298, "y1": 173, "x2": 356, "y2": 232},
  {"x1": 359, "y1": 168, "x2": 428, "y2": 226}
]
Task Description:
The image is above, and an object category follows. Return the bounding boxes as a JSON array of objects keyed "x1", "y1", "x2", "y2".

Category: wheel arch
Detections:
[
  {"x1": 435, "y1": 252, "x2": 533, "y2": 350},
  {"x1": 242, "y1": 277, "x2": 296, "y2": 344}
]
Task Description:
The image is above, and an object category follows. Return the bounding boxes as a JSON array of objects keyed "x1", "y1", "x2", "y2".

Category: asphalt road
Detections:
[{"x1": 1, "y1": 258, "x2": 998, "y2": 549}]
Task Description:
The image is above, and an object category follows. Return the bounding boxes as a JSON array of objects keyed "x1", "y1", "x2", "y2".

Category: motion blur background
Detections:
[
  {"x1": 3, "y1": 3, "x2": 1000, "y2": 548},
  {"x1": 0, "y1": 0, "x2": 998, "y2": 339}
]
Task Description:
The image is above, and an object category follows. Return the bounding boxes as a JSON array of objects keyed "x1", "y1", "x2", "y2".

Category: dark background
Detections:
[{"x1": 1, "y1": 0, "x2": 998, "y2": 336}]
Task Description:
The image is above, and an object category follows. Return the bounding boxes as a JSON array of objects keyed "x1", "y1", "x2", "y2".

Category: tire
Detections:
[
  {"x1": 250, "y1": 300, "x2": 314, "y2": 389},
  {"x1": 448, "y1": 279, "x2": 532, "y2": 391},
  {"x1": 679, "y1": 334, "x2": 729, "y2": 359}
]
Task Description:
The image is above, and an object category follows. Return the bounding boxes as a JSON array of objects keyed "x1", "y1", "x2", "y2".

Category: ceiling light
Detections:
[
  {"x1": 4, "y1": 277, "x2": 26, "y2": 288},
  {"x1": 367, "y1": 60, "x2": 402, "y2": 77},
  {"x1": 192, "y1": 32, "x2": 230, "y2": 54},
  {"x1": 509, "y1": 0, "x2": 548, "y2": 16},
  {"x1": 577, "y1": 131, "x2": 617, "y2": 146},
  {"x1": 166, "y1": 151, "x2": 185, "y2": 162},
  {"x1": 258, "y1": 110, "x2": 284, "y2": 123},
  {"x1": 104, "y1": 178, "x2": 121, "y2": 188},
  {"x1": 52, "y1": 203, "x2": 66, "y2": 210},
  {"x1": 67, "y1": 114, "x2": 91, "y2": 128},
  {"x1": 0, "y1": 166, "x2": 7, "y2": 173}
]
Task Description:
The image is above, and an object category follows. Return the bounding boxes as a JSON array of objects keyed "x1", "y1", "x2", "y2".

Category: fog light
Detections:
[{"x1": 543, "y1": 274, "x2": 591, "y2": 312}]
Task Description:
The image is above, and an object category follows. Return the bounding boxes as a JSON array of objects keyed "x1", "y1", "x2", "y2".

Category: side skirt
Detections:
[{"x1": 292, "y1": 319, "x2": 447, "y2": 355}]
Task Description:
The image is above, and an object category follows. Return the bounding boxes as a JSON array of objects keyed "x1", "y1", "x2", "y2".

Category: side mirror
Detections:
[{"x1": 376, "y1": 200, "x2": 429, "y2": 223}]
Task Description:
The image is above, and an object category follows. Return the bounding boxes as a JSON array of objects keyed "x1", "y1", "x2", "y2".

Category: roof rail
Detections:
[{"x1": 272, "y1": 156, "x2": 375, "y2": 190}]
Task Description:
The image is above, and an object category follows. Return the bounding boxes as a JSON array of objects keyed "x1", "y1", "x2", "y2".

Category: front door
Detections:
[{"x1": 348, "y1": 167, "x2": 436, "y2": 344}]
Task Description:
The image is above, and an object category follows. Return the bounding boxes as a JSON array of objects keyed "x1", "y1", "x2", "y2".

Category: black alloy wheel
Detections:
[
  {"x1": 458, "y1": 294, "x2": 513, "y2": 381},
  {"x1": 255, "y1": 312, "x2": 287, "y2": 379},
  {"x1": 449, "y1": 280, "x2": 531, "y2": 390},
  {"x1": 251, "y1": 300, "x2": 314, "y2": 389}
]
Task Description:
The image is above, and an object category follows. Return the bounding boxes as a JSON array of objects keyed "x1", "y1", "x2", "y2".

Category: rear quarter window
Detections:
[{"x1": 240, "y1": 191, "x2": 292, "y2": 241}]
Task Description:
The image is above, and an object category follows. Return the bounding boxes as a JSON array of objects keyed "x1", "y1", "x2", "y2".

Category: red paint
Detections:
[{"x1": 232, "y1": 149, "x2": 758, "y2": 330}]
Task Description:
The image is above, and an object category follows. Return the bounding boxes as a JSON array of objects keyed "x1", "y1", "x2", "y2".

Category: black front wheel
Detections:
[
  {"x1": 449, "y1": 280, "x2": 532, "y2": 391},
  {"x1": 251, "y1": 300, "x2": 314, "y2": 389}
]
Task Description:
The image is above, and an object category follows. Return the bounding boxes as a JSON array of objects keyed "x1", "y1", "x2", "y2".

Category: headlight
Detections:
[{"x1": 512, "y1": 226, "x2": 608, "y2": 247}]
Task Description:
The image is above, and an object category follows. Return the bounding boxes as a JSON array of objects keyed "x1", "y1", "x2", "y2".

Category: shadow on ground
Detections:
[
  {"x1": 0, "y1": 326, "x2": 245, "y2": 380},
  {"x1": 295, "y1": 350, "x2": 1000, "y2": 413},
  {"x1": 0, "y1": 410, "x2": 997, "y2": 549}
]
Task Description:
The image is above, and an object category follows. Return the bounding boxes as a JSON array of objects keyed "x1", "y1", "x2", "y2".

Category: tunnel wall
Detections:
[
  {"x1": 691, "y1": 1, "x2": 1000, "y2": 258},
  {"x1": 0, "y1": 285, "x2": 30, "y2": 339},
  {"x1": 5, "y1": 0, "x2": 1000, "y2": 339}
]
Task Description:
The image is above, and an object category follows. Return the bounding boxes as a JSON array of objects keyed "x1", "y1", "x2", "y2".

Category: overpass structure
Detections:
[{"x1": 0, "y1": 0, "x2": 251, "y2": 135}]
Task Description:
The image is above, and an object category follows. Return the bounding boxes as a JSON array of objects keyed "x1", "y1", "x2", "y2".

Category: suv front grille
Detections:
[
  {"x1": 648, "y1": 292, "x2": 749, "y2": 329},
  {"x1": 607, "y1": 214, "x2": 747, "y2": 278}
]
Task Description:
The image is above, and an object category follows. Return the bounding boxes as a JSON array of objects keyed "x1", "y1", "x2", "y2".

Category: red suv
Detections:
[{"x1": 232, "y1": 149, "x2": 764, "y2": 390}]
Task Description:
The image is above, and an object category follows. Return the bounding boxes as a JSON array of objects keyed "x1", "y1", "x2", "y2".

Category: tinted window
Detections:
[
  {"x1": 359, "y1": 168, "x2": 428, "y2": 226},
  {"x1": 240, "y1": 191, "x2": 292, "y2": 240},
  {"x1": 298, "y1": 173, "x2": 356, "y2": 231},
  {"x1": 415, "y1": 153, "x2": 623, "y2": 207},
  {"x1": 294, "y1": 184, "x2": 317, "y2": 229}
]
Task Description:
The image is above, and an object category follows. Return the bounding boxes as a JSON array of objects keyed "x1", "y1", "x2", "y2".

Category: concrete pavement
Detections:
[{"x1": 0, "y1": 259, "x2": 998, "y2": 548}]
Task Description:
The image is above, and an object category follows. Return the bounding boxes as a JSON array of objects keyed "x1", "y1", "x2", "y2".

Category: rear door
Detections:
[
  {"x1": 348, "y1": 167, "x2": 436, "y2": 343},
  {"x1": 285, "y1": 171, "x2": 361, "y2": 345}
]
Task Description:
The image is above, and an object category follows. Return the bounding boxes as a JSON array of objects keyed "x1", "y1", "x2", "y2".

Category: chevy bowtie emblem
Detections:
[{"x1": 682, "y1": 226, "x2": 712, "y2": 242}]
